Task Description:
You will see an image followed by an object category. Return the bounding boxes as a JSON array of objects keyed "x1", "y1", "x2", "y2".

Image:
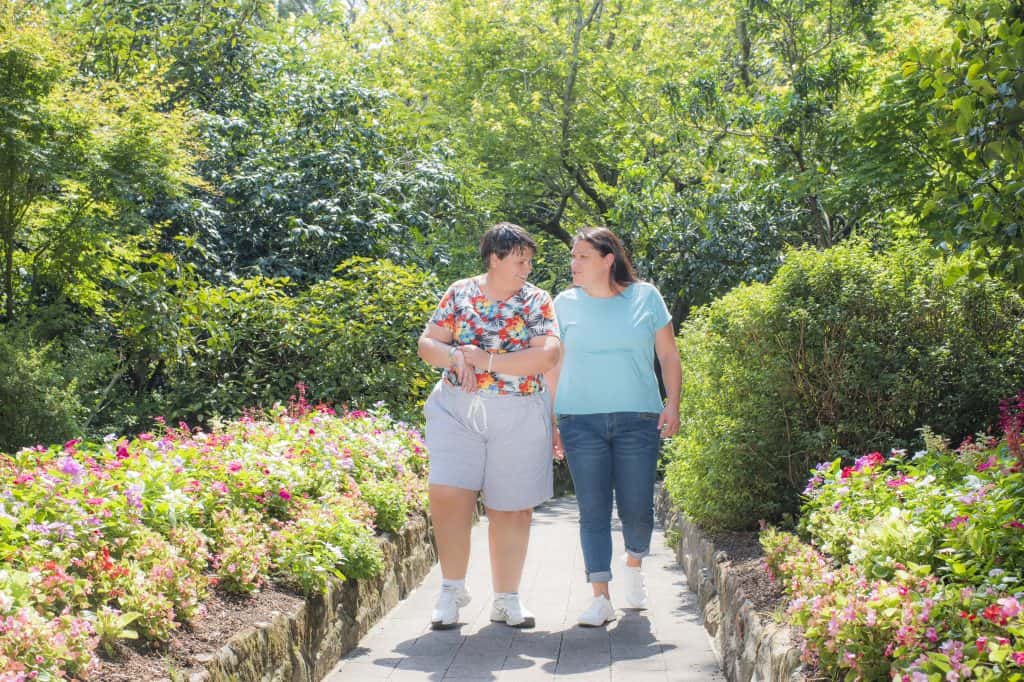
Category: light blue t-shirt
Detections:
[{"x1": 554, "y1": 282, "x2": 672, "y2": 415}]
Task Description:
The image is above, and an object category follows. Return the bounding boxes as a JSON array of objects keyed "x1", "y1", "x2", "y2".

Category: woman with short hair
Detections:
[{"x1": 417, "y1": 222, "x2": 561, "y2": 629}]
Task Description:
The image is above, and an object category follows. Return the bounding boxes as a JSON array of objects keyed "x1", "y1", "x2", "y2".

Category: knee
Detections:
[
  {"x1": 486, "y1": 508, "x2": 533, "y2": 525},
  {"x1": 617, "y1": 506, "x2": 653, "y2": 527}
]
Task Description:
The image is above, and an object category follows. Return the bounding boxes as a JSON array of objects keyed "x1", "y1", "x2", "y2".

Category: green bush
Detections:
[
  {"x1": 664, "y1": 240, "x2": 1024, "y2": 530},
  {"x1": 0, "y1": 324, "x2": 86, "y2": 452},
  {"x1": 302, "y1": 257, "x2": 440, "y2": 421},
  {"x1": 166, "y1": 257, "x2": 439, "y2": 424}
]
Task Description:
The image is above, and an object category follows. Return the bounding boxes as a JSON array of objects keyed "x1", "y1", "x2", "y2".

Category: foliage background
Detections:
[{"x1": 1, "y1": 0, "x2": 1023, "y2": 466}]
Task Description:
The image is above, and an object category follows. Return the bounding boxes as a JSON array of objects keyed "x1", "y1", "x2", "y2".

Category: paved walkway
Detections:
[{"x1": 324, "y1": 497, "x2": 723, "y2": 681}]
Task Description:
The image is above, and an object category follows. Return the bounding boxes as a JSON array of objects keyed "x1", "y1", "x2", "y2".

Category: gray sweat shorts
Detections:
[{"x1": 423, "y1": 380, "x2": 554, "y2": 511}]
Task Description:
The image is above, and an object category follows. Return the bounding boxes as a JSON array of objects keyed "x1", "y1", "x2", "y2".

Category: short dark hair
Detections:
[
  {"x1": 572, "y1": 227, "x2": 639, "y2": 287},
  {"x1": 480, "y1": 222, "x2": 536, "y2": 268}
]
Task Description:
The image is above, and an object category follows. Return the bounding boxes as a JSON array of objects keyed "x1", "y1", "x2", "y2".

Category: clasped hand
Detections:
[{"x1": 451, "y1": 344, "x2": 489, "y2": 393}]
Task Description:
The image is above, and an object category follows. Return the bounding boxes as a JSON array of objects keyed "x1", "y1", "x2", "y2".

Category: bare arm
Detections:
[
  {"x1": 543, "y1": 349, "x2": 564, "y2": 459},
  {"x1": 654, "y1": 323, "x2": 682, "y2": 437},
  {"x1": 458, "y1": 334, "x2": 561, "y2": 376},
  {"x1": 417, "y1": 323, "x2": 472, "y2": 389}
]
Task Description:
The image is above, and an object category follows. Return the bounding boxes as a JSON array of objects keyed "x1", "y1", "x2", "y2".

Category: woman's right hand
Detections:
[{"x1": 451, "y1": 349, "x2": 476, "y2": 393}]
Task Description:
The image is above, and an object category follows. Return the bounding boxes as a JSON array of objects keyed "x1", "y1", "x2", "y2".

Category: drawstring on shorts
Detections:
[{"x1": 467, "y1": 393, "x2": 488, "y2": 434}]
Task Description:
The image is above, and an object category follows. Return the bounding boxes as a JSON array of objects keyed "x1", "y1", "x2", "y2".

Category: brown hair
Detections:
[
  {"x1": 572, "y1": 227, "x2": 639, "y2": 288},
  {"x1": 480, "y1": 222, "x2": 536, "y2": 268}
]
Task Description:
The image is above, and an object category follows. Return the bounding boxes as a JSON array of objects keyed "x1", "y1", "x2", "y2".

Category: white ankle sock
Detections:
[{"x1": 442, "y1": 578, "x2": 466, "y2": 590}]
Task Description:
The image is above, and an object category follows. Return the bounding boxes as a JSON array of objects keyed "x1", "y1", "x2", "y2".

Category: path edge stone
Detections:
[
  {"x1": 655, "y1": 486, "x2": 804, "y2": 682},
  {"x1": 192, "y1": 510, "x2": 437, "y2": 682}
]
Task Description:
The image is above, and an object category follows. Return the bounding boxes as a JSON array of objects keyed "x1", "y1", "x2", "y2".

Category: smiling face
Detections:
[
  {"x1": 570, "y1": 239, "x2": 614, "y2": 291},
  {"x1": 488, "y1": 247, "x2": 534, "y2": 290}
]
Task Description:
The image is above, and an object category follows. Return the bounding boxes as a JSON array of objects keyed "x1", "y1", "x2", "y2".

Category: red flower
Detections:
[{"x1": 983, "y1": 603, "x2": 1008, "y2": 626}]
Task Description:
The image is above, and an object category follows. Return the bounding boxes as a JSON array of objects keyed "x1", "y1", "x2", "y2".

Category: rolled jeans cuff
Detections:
[
  {"x1": 624, "y1": 548, "x2": 650, "y2": 561},
  {"x1": 587, "y1": 570, "x2": 613, "y2": 584}
]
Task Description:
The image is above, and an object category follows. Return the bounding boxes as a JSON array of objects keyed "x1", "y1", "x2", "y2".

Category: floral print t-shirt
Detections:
[{"x1": 429, "y1": 277, "x2": 559, "y2": 395}]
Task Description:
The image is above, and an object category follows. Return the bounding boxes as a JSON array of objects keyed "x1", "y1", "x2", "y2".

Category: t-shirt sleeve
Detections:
[
  {"x1": 529, "y1": 289, "x2": 560, "y2": 338},
  {"x1": 646, "y1": 285, "x2": 672, "y2": 330},
  {"x1": 428, "y1": 284, "x2": 458, "y2": 334}
]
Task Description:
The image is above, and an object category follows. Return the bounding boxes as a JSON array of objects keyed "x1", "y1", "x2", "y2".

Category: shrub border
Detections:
[
  {"x1": 188, "y1": 510, "x2": 436, "y2": 682},
  {"x1": 655, "y1": 486, "x2": 804, "y2": 682}
]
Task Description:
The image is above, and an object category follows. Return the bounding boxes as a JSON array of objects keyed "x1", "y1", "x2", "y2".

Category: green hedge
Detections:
[
  {"x1": 0, "y1": 325, "x2": 86, "y2": 452},
  {"x1": 168, "y1": 257, "x2": 440, "y2": 424},
  {"x1": 664, "y1": 240, "x2": 1024, "y2": 530}
]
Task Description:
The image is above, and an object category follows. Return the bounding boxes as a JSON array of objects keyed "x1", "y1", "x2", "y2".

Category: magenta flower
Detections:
[
  {"x1": 1011, "y1": 651, "x2": 1024, "y2": 666},
  {"x1": 279, "y1": 488, "x2": 292, "y2": 501},
  {"x1": 947, "y1": 516, "x2": 969, "y2": 530},
  {"x1": 886, "y1": 473, "x2": 910, "y2": 488},
  {"x1": 976, "y1": 455, "x2": 998, "y2": 472},
  {"x1": 227, "y1": 460, "x2": 243, "y2": 473}
]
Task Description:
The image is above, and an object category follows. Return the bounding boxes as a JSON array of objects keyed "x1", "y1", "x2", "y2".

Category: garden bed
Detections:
[{"x1": 0, "y1": 396, "x2": 433, "y2": 680}]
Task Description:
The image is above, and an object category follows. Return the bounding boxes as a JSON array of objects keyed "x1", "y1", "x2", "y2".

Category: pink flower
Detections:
[
  {"x1": 227, "y1": 460, "x2": 243, "y2": 473},
  {"x1": 1010, "y1": 651, "x2": 1024, "y2": 666},
  {"x1": 63, "y1": 438, "x2": 80, "y2": 452},
  {"x1": 13, "y1": 473, "x2": 34, "y2": 485},
  {"x1": 138, "y1": 432, "x2": 153, "y2": 441},
  {"x1": 926, "y1": 627, "x2": 939, "y2": 642},
  {"x1": 887, "y1": 474, "x2": 910, "y2": 488},
  {"x1": 977, "y1": 455, "x2": 998, "y2": 472},
  {"x1": 278, "y1": 488, "x2": 292, "y2": 501},
  {"x1": 998, "y1": 597, "x2": 1021, "y2": 620},
  {"x1": 947, "y1": 515, "x2": 969, "y2": 529},
  {"x1": 1006, "y1": 521, "x2": 1024, "y2": 530},
  {"x1": 116, "y1": 445, "x2": 130, "y2": 460}
]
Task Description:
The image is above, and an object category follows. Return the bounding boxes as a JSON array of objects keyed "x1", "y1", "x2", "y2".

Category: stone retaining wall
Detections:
[
  {"x1": 655, "y1": 488, "x2": 804, "y2": 682},
  {"x1": 193, "y1": 510, "x2": 436, "y2": 682}
]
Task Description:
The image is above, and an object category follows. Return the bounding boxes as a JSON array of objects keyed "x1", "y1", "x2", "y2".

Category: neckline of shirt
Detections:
[
  {"x1": 473, "y1": 275, "x2": 526, "y2": 305},
  {"x1": 575, "y1": 282, "x2": 636, "y2": 300}
]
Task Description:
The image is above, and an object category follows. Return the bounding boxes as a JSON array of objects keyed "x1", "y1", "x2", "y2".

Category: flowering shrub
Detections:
[
  {"x1": 0, "y1": 396, "x2": 428, "y2": 678},
  {"x1": 765, "y1": 393, "x2": 1024, "y2": 680}
]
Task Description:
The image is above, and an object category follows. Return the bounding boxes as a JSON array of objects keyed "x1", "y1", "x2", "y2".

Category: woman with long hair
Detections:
[{"x1": 547, "y1": 227, "x2": 681, "y2": 626}]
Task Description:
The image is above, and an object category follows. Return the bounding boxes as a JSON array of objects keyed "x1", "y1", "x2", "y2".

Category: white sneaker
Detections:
[
  {"x1": 622, "y1": 562, "x2": 648, "y2": 609},
  {"x1": 578, "y1": 595, "x2": 616, "y2": 627},
  {"x1": 431, "y1": 583, "x2": 471, "y2": 630},
  {"x1": 490, "y1": 593, "x2": 535, "y2": 628}
]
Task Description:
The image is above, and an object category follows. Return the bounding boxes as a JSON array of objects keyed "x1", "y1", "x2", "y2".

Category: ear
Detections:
[{"x1": 603, "y1": 252, "x2": 616, "y2": 271}]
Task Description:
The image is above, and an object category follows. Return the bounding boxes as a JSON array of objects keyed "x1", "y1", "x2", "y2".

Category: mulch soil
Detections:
[
  {"x1": 93, "y1": 586, "x2": 305, "y2": 682},
  {"x1": 704, "y1": 528, "x2": 824, "y2": 681}
]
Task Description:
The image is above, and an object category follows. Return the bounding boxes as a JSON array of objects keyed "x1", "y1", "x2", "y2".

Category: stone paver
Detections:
[{"x1": 324, "y1": 497, "x2": 723, "y2": 681}]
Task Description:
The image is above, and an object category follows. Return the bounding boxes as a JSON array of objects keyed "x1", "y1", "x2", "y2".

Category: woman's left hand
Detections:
[
  {"x1": 657, "y1": 405, "x2": 680, "y2": 438},
  {"x1": 459, "y1": 345, "x2": 490, "y2": 369}
]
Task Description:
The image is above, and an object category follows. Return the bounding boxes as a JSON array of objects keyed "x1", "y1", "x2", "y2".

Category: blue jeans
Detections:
[{"x1": 557, "y1": 412, "x2": 662, "y2": 583}]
